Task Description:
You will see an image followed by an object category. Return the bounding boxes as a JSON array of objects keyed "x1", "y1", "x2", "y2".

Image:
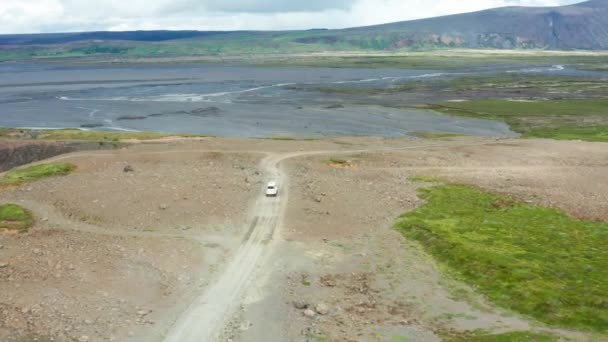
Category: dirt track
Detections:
[
  {"x1": 164, "y1": 153, "x2": 288, "y2": 341},
  {"x1": 1, "y1": 137, "x2": 607, "y2": 342}
]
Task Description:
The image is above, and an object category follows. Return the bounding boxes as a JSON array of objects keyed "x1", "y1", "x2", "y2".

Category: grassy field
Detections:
[
  {"x1": 395, "y1": 183, "x2": 608, "y2": 333},
  {"x1": 312, "y1": 72, "x2": 608, "y2": 142},
  {"x1": 443, "y1": 330, "x2": 559, "y2": 342},
  {"x1": 431, "y1": 99, "x2": 608, "y2": 142},
  {"x1": 0, "y1": 128, "x2": 204, "y2": 142},
  {"x1": 411, "y1": 132, "x2": 464, "y2": 139},
  {"x1": 318, "y1": 74, "x2": 608, "y2": 99},
  {"x1": 0, "y1": 203, "x2": 33, "y2": 232},
  {"x1": 245, "y1": 52, "x2": 608, "y2": 71},
  {"x1": 1, "y1": 163, "x2": 76, "y2": 185},
  {"x1": 444, "y1": 74, "x2": 608, "y2": 95},
  {"x1": 38, "y1": 129, "x2": 201, "y2": 141}
]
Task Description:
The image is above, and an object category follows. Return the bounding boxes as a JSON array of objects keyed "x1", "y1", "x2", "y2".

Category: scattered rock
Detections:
[
  {"x1": 33, "y1": 248, "x2": 42, "y2": 256},
  {"x1": 314, "y1": 196, "x2": 322, "y2": 203},
  {"x1": 315, "y1": 303, "x2": 329, "y2": 315},
  {"x1": 293, "y1": 301, "x2": 309, "y2": 310},
  {"x1": 0, "y1": 262, "x2": 8, "y2": 268},
  {"x1": 303, "y1": 309, "x2": 316, "y2": 318},
  {"x1": 123, "y1": 165, "x2": 134, "y2": 173},
  {"x1": 159, "y1": 204, "x2": 169, "y2": 210},
  {"x1": 78, "y1": 335, "x2": 89, "y2": 342},
  {"x1": 239, "y1": 320, "x2": 252, "y2": 331},
  {"x1": 137, "y1": 309, "x2": 150, "y2": 316}
]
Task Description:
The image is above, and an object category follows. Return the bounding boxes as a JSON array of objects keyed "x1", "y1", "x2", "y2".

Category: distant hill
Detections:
[
  {"x1": 0, "y1": 0, "x2": 606, "y2": 60},
  {"x1": 337, "y1": 0, "x2": 608, "y2": 50},
  {"x1": 0, "y1": 31, "x2": 232, "y2": 46}
]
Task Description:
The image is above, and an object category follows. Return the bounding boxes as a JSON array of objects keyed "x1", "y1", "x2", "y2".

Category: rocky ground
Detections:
[
  {"x1": 233, "y1": 137, "x2": 608, "y2": 342},
  {"x1": 0, "y1": 141, "x2": 264, "y2": 342},
  {"x1": 1, "y1": 137, "x2": 607, "y2": 342}
]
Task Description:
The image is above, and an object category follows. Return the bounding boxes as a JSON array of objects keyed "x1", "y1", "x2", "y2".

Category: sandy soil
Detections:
[{"x1": 1, "y1": 137, "x2": 607, "y2": 342}]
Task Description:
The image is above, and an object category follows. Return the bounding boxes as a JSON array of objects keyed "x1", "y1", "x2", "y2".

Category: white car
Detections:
[{"x1": 265, "y1": 181, "x2": 278, "y2": 197}]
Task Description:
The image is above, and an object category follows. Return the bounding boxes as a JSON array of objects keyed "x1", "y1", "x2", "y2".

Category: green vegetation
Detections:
[
  {"x1": 444, "y1": 330, "x2": 559, "y2": 342},
  {"x1": 444, "y1": 74, "x2": 608, "y2": 95},
  {"x1": 267, "y1": 136, "x2": 297, "y2": 141},
  {"x1": 0, "y1": 204, "x2": 34, "y2": 232},
  {"x1": 390, "y1": 336, "x2": 409, "y2": 342},
  {"x1": 411, "y1": 131, "x2": 464, "y2": 139},
  {"x1": 313, "y1": 73, "x2": 608, "y2": 143},
  {"x1": 575, "y1": 63, "x2": 608, "y2": 72},
  {"x1": 3, "y1": 36, "x2": 608, "y2": 71},
  {"x1": 38, "y1": 129, "x2": 200, "y2": 141},
  {"x1": 0, "y1": 128, "x2": 12, "y2": 138},
  {"x1": 327, "y1": 157, "x2": 349, "y2": 165},
  {"x1": 264, "y1": 136, "x2": 317, "y2": 141},
  {"x1": 395, "y1": 184, "x2": 608, "y2": 332},
  {"x1": 431, "y1": 99, "x2": 608, "y2": 142},
  {"x1": 2, "y1": 163, "x2": 76, "y2": 185},
  {"x1": 317, "y1": 73, "x2": 608, "y2": 99},
  {"x1": 524, "y1": 126, "x2": 608, "y2": 143},
  {"x1": 408, "y1": 176, "x2": 444, "y2": 183},
  {"x1": 251, "y1": 53, "x2": 608, "y2": 70},
  {"x1": 318, "y1": 74, "x2": 608, "y2": 97}
]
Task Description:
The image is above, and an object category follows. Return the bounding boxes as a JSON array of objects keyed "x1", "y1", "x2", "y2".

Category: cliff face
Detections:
[{"x1": 0, "y1": 141, "x2": 112, "y2": 172}]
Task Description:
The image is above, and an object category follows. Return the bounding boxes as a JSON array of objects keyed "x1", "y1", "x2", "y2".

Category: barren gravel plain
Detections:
[{"x1": 1, "y1": 136, "x2": 607, "y2": 342}]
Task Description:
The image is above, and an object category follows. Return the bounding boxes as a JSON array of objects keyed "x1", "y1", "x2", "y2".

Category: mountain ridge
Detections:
[{"x1": 0, "y1": 0, "x2": 606, "y2": 55}]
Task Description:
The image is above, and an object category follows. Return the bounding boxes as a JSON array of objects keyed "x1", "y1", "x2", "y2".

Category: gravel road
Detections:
[{"x1": 164, "y1": 153, "x2": 288, "y2": 341}]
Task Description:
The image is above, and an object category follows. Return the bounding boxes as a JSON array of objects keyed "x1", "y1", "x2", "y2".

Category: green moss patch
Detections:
[
  {"x1": 0, "y1": 204, "x2": 33, "y2": 232},
  {"x1": 395, "y1": 184, "x2": 608, "y2": 332},
  {"x1": 38, "y1": 129, "x2": 200, "y2": 141},
  {"x1": 408, "y1": 176, "x2": 444, "y2": 183},
  {"x1": 444, "y1": 330, "x2": 559, "y2": 342},
  {"x1": 2, "y1": 163, "x2": 76, "y2": 185},
  {"x1": 411, "y1": 131, "x2": 464, "y2": 139}
]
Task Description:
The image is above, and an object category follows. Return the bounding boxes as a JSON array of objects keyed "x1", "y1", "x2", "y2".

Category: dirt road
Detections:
[
  {"x1": 163, "y1": 153, "x2": 288, "y2": 342},
  {"x1": 162, "y1": 143, "x2": 493, "y2": 341}
]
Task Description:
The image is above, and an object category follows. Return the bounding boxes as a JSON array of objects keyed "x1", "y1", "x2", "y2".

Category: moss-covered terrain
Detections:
[
  {"x1": 0, "y1": 128, "x2": 204, "y2": 142},
  {"x1": 443, "y1": 330, "x2": 559, "y2": 342},
  {"x1": 395, "y1": 183, "x2": 608, "y2": 333},
  {"x1": 37, "y1": 129, "x2": 201, "y2": 141},
  {"x1": 1, "y1": 163, "x2": 76, "y2": 186},
  {"x1": 0, "y1": 203, "x2": 34, "y2": 232},
  {"x1": 431, "y1": 99, "x2": 608, "y2": 142},
  {"x1": 411, "y1": 132, "x2": 464, "y2": 139}
]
